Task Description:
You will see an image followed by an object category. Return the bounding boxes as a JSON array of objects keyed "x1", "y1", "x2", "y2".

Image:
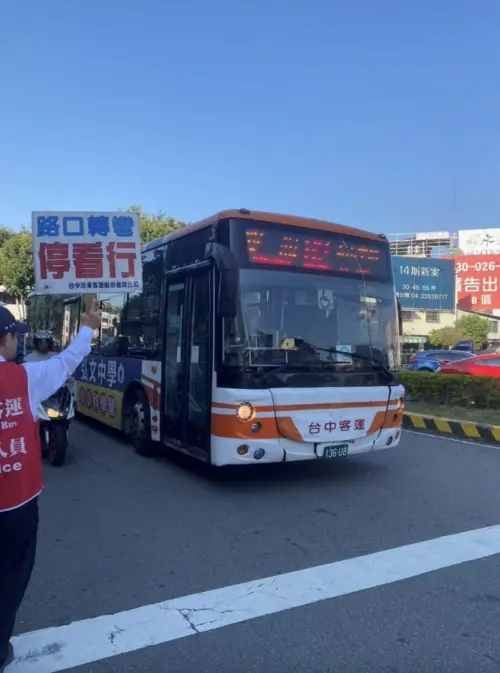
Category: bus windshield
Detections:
[{"x1": 222, "y1": 268, "x2": 399, "y2": 375}]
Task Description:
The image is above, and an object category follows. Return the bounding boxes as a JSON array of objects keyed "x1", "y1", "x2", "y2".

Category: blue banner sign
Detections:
[
  {"x1": 74, "y1": 355, "x2": 142, "y2": 392},
  {"x1": 392, "y1": 257, "x2": 455, "y2": 310}
]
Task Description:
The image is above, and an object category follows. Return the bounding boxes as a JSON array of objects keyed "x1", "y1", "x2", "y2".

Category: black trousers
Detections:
[{"x1": 0, "y1": 497, "x2": 38, "y2": 661}]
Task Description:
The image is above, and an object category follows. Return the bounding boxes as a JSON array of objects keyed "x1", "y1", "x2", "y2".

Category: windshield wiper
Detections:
[{"x1": 237, "y1": 339, "x2": 394, "y2": 382}]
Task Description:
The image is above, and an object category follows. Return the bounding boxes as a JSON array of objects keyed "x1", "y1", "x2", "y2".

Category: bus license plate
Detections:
[{"x1": 323, "y1": 444, "x2": 349, "y2": 459}]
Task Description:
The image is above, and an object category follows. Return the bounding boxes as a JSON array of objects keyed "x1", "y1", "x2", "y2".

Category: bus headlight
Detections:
[{"x1": 236, "y1": 403, "x2": 254, "y2": 421}]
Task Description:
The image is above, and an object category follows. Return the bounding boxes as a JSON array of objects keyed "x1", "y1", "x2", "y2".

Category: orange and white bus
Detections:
[{"x1": 27, "y1": 209, "x2": 405, "y2": 466}]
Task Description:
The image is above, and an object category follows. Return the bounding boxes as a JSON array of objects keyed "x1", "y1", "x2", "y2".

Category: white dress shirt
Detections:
[
  {"x1": 0, "y1": 327, "x2": 93, "y2": 417},
  {"x1": 23, "y1": 350, "x2": 55, "y2": 363}
]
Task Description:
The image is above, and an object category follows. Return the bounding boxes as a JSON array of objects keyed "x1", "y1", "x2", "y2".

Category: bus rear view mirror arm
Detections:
[{"x1": 205, "y1": 242, "x2": 239, "y2": 318}]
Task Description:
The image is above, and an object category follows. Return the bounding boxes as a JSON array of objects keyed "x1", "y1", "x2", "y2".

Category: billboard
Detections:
[
  {"x1": 458, "y1": 229, "x2": 500, "y2": 255},
  {"x1": 32, "y1": 211, "x2": 142, "y2": 294},
  {"x1": 415, "y1": 231, "x2": 450, "y2": 240},
  {"x1": 392, "y1": 257, "x2": 455, "y2": 310},
  {"x1": 455, "y1": 255, "x2": 500, "y2": 311}
]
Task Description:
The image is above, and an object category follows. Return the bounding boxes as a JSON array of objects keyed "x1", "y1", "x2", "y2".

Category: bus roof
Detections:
[{"x1": 141, "y1": 208, "x2": 386, "y2": 252}]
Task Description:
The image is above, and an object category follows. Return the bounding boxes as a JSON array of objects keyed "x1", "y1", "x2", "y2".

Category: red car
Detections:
[{"x1": 438, "y1": 353, "x2": 500, "y2": 377}]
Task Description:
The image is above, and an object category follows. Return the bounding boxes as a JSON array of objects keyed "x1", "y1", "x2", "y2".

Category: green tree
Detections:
[
  {"x1": 0, "y1": 232, "x2": 35, "y2": 305},
  {"x1": 456, "y1": 314, "x2": 490, "y2": 349},
  {"x1": 428, "y1": 326, "x2": 468, "y2": 349},
  {"x1": 0, "y1": 225, "x2": 14, "y2": 247},
  {"x1": 127, "y1": 206, "x2": 185, "y2": 245}
]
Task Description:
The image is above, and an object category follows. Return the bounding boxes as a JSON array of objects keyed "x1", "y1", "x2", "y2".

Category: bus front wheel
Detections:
[{"x1": 126, "y1": 389, "x2": 155, "y2": 458}]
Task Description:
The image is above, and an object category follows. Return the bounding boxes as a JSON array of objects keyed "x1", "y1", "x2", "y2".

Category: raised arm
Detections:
[{"x1": 23, "y1": 299, "x2": 101, "y2": 413}]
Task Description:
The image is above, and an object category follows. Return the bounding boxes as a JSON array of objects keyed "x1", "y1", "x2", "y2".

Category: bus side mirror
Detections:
[
  {"x1": 397, "y1": 300, "x2": 402, "y2": 336},
  {"x1": 205, "y1": 242, "x2": 239, "y2": 318}
]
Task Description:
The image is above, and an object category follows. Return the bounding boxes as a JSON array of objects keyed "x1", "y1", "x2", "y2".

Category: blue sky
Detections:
[{"x1": 1, "y1": 0, "x2": 499, "y2": 235}]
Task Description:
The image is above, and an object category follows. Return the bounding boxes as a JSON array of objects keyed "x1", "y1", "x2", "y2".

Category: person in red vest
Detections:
[{"x1": 0, "y1": 299, "x2": 101, "y2": 672}]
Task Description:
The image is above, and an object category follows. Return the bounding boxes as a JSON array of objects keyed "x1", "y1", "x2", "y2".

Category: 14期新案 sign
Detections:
[
  {"x1": 32, "y1": 211, "x2": 142, "y2": 294},
  {"x1": 392, "y1": 257, "x2": 455, "y2": 311}
]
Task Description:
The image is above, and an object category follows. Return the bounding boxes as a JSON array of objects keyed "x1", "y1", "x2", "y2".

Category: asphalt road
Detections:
[{"x1": 10, "y1": 421, "x2": 500, "y2": 673}]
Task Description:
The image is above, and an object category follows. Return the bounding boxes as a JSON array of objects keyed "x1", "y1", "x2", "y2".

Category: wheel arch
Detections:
[{"x1": 122, "y1": 379, "x2": 149, "y2": 432}]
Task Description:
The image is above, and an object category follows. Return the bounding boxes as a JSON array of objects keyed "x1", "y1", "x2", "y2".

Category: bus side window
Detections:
[
  {"x1": 62, "y1": 299, "x2": 82, "y2": 349},
  {"x1": 397, "y1": 299, "x2": 402, "y2": 336},
  {"x1": 120, "y1": 249, "x2": 162, "y2": 359},
  {"x1": 96, "y1": 293, "x2": 126, "y2": 354}
]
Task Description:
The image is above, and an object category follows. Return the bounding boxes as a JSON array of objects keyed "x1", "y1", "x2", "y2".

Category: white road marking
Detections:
[
  {"x1": 403, "y1": 429, "x2": 500, "y2": 449},
  {"x1": 8, "y1": 524, "x2": 500, "y2": 672}
]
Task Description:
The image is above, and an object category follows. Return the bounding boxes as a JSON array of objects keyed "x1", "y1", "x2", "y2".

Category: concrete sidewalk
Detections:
[{"x1": 403, "y1": 412, "x2": 500, "y2": 443}]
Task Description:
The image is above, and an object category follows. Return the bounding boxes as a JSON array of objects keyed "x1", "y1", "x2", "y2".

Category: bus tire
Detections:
[{"x1": 126, "y1": 388, "x2": 156, "y2": 458}]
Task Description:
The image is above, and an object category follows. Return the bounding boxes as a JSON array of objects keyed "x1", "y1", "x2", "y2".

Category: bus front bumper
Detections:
[{"x1": 210, "y1": 426, "x2": 402, "y2": 466}]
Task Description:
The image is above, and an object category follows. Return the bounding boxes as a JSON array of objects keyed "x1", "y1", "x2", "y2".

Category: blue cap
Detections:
[{"x1": 0, "y1": 306, "x2": 29, "y2": 336}]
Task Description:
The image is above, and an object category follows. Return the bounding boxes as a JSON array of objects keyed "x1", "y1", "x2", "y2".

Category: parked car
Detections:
[
  {"x1": 408, "y1": 349, "x2": 474, "y2": 372},
  {"x1": 438, "y1": 353, "x2": 500, "y2": 377},
  {"x1": 452, "y1": 339, "x2": 474, "y2": 353}
]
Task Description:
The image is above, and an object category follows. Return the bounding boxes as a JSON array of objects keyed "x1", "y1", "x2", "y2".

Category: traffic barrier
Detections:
[{"x1": 403, "y1": 412, "x2": 500, "y2": 443}]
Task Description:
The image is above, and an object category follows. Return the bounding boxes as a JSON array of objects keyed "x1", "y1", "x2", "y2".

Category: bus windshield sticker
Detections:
[
  {"x1": 317, "y1": 290, "x2": 334, "y2": 310},
  {"x1": 334, "y1": 345, "x2": 353, "y2": 364}
]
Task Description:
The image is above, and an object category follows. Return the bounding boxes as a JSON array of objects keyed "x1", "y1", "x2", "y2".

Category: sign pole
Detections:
[{"x1": 84, "y1": 294, "x2": 98, "y2": 313}]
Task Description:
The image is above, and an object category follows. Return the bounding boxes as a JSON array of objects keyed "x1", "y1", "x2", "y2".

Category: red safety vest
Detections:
[{"x1": 0, "y1": 362, "x2": 43, "y2": 512}]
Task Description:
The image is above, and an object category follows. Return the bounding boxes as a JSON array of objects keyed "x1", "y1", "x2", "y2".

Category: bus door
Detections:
[{"x1": 162, "y1": 268, "x2": 213, "y2": 459}]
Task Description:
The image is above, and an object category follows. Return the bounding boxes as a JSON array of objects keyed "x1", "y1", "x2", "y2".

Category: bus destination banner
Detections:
[{"x1": 32, "y1": 211, "x2": 142, "y2": 294}]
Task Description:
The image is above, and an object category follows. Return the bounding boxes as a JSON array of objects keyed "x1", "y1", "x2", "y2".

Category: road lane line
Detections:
[
  {"x1": 8, "y1": 524, "x2": 500, "y2": 672},
  {"x1": 403, "y1": 428, "x2": 500, "y2": 449}
]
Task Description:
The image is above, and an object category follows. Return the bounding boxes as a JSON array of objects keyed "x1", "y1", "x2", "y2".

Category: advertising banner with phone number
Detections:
[
  {"x1": 455, "y1": 255, "x2": 500, "y2": 311},
  {"x1": 392, "y1": 257, "x2": 455, "y2": 310}
]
